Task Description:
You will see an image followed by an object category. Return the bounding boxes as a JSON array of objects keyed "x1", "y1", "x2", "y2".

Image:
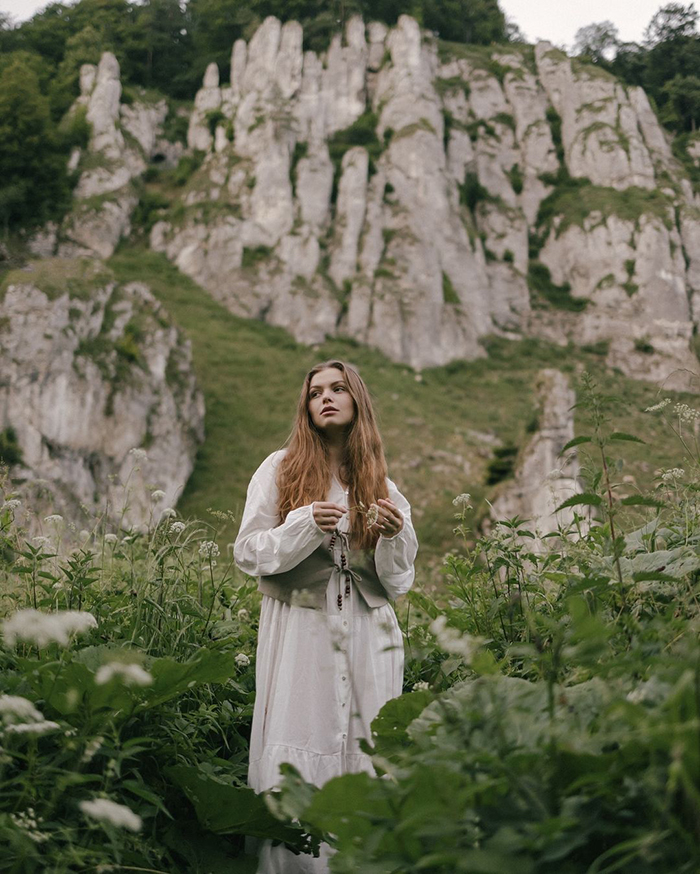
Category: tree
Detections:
[
  {"x1": 573, "y1": 20, "x2": 620, "y2": 62},
  {"x1": 644, "y1": 2, "x2": 698, "y2": 46},
  {"x1": 662, "y1": 73, "x2": 700, "y2": 129}
]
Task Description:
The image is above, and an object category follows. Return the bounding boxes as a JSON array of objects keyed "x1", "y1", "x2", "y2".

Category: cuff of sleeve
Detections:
[{"x1": 379, "y1": 530, "x2": 401, "y2": 542}]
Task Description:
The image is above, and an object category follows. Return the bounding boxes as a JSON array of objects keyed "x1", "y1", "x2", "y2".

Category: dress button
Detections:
[
  {"x1": 341, "y1": 675, "x2": 347, "y2": 681},
  {"x1": 342, "y1": 733, "x2": 347, "y2": 739},
  {"x1": 343, "y1": 620, "x2": 348, "y2": 628}
]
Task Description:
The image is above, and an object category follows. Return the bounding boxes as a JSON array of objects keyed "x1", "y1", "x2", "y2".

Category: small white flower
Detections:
[
  {"x1": 95, "y1": 663, "x2": 153, "y2": 687},
  {"x1": 128, "y1": 448, "x2": 147, "y2": 461},
  {"x1": 79, "y1": 798, "x2": 142, "y2": 832},
  {"x1": 160, "y1": 507, "x2": 176, "y2": 518},
  {"x1": 170, "y1": 521, "x2": 186, "y2": 534},
  {"x1": 198, "y1": 540, "x2": 220, "y2": 561},
  {"x1": 237, "y1": 608, "x2": 249, "y2": 620},
  {"x1": 645, "y1": 398, "x2": 671, "y2": 413},
  {"x1": 452, "y1": 493, "x2": 472, "y2": 507},
  {"x1": 429, "y1": 615, "x2": 483, "y2": 662},
  {"x1": 79, "y1": 529, "x2": 90, "y2": 541},
  {"x1": 4, "y1": 720, "x2": 61, "y2": 735},
  {"x1": 44, "y1": 514, "x2": 63, "y2": 525},
  {"x1": 365, "y1": 503, "x2": 379, "y2": 529},
  {"x1": 151, "y1": 489, "x2": 166, "y2": 502},
  {"x1": 104, "y1": 533, "x2": 118, "y2": 544},
  {"x1": 0, "y1": 695, "x2": 44, "y2": 724},
  {"x1": 2, "y1": 499, "x2": 20, "y2": 511},
  {"x1": 412, "y1": 681, "x2": 430, "y2": 692},
  {"x1": 235, "y1": 653, "x2": 250, "y2": 667},
  {"x1": 545, "y1": 468, "x2": 563, "y2": 481},
  {"x1": 32, "y1": 536, "x2": 51, "y2": 548},
  {"x1": 82, "y1": 736, "x2": 104, "y2": 763},
  {"x1": 9, "y1": 810, "x2": 50, "y2": 843},
  {"x1": 673, "y1": 402, "x2": 700, "y2": 423},
  {"x1": 661, "y1": 468, "x2": 685, "y2": 482},
  {"x1": 1, "y1": 609, "x2": 97, "y2": 648}
]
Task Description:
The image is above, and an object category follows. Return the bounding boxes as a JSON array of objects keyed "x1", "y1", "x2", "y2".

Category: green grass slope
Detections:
[{"x1": 110, "y1": 245, "x2": 698, "y2": 579}]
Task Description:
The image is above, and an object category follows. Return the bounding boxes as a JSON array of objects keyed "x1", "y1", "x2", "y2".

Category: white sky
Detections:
[{"x1": 1, "y1": 0, "x2": 668, "y2": 50}]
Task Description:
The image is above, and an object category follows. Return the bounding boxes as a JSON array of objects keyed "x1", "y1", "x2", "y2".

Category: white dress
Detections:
[{"x1": 234, "y1": 450, "x2": 418, "y2": 874}]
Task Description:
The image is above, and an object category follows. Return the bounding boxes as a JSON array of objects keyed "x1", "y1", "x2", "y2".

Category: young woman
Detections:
[{"x1": 234, "y1": 359, "x2": 418, "y2": 873}]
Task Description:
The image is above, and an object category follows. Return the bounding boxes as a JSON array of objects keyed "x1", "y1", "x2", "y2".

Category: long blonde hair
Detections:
[{"x1": 277, "y1": 360, "x2": 389, "y2": 549}]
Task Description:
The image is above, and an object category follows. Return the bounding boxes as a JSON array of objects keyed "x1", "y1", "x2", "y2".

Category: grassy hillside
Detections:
[{"x1": 109, "y1": 244, "x2": 699, "y2": 581}]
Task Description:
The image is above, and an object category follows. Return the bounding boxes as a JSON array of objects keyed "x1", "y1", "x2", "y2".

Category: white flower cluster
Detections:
[
  {"x1": 104, "y1": 533, "x2": 118, "y2": 544},
  {"x1": 0, "y1": 695, "x2": 44, "y2": 724},
  {"x1": 160, "y1": 507, "x2": 176, "y2": 518},
  {"x1": 198, "y1": 540, "x2": 220, "y2": 561},
  {"x1": 644, "y1": 398, "x2": 671, "y2": 413},
  {"x1": 673, "y1": 402, "x2": 700, "y2": 423},
  {"x1": 95, "y1": 662, "x2": 153, "y2": 687},
  {"x1": 82, "y1": 736, "x2": 104, "y2": 763},
  {"x1": 365, "y1": 503, "x2": 379, "y2": 529},
  {"x1": 32, "y1": 535, "x2": 51, "y2": 548},
  {"x1": 10, "y1": 809, "x2": 50, "y2": 844},
  {"x1": 151, "y1": 489, "x2": 166, "y2": 502},
  {"x1": 661, "y1": 468, "x2": 685, "y2": 482},
  {"x1": 170, "y1": 521, "x2": 186, "y2": 534},
  {"x1": 1, "y1": 609, "x2": 97, "y2": 648},
  {"x1": 235, "y1": 652, "x2": 250, "y2": 667},
  {"x1": 412, "y1": 681, "x2": 430, "y2": 692},
  {"x1": 128, "y1": 448, "x2": 147, "y2": 461},
  {"x1": 44, "y1": 514, "x2": 63, "y2": 525},
  {"x1": 79, "y1": 798, "x2": 142, "y2": 832},
  {"x1": 429, "y1": 615, "x2": 483, "y2": 662},
  {"x1": 452, "y1": 493, "x2": 472, "y2": 507},
  {"x1": 237, "y1": 608, "x2": 249, "y2": 620},
  {"x1": 5, "y1": 720, "x2": 61, "y2": 736},
  {"x1": 2, "y1": 499, "x2": 20, "y2": 512}
]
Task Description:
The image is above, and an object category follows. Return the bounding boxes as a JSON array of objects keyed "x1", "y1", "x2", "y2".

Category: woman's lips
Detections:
[{"x1": 322, "y1": 408, "x2": 339, "y2": 415}]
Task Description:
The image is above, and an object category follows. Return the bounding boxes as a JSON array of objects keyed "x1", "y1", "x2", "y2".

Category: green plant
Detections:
[{"x1": 442, "y1": 272, "x2": 459, "y2": 304}]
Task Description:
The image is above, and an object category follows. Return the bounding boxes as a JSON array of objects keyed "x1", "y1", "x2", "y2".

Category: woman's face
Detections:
[{"x1": 308, "y1": 367, "x2": 355, "y2": 433}]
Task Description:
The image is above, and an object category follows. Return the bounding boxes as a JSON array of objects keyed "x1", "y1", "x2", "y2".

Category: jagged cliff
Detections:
[{"x1": 0, "y1": 259, "x2": 204, "y2": 529}]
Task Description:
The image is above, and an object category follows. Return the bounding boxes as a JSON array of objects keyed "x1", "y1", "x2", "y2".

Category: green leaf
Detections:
[
  {"x1": 555, "y1": 493, "x2": 602, "y2": 513},
  {"x1": 368, "y1": 690, "x2": 433, "y2": 759},
  {"x1": 632, "y1": 571, "x2": 682, "y2": 583},
  {"x1": 620, "y1": 496, "x2": 665, "y2": 508},
  {"x1": 609, "y1": 432, "x2": 646, "y2": 444},
  {"x1": 560, "y1": 435, "x2": 593, "y2": 454},
  {"x1": 166, "y1": 765, "x2": 315, "y2": 852}
]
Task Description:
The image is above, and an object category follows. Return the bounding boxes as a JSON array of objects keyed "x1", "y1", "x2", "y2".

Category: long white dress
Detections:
[{"x1": 233, "y1": 450, "x2": 418, "y2": 874}]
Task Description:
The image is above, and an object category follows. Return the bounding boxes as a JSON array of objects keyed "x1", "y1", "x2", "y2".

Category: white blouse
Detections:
[{"x1": 234, "y1": 450, "x2": 418, "y2": 873}]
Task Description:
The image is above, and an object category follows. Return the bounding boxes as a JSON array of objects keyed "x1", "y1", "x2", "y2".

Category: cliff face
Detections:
[
  {"x1": 139, "y1": 15, "x2": 700, "y2": 387},
  {"x1": 0, "y1": 259, "x2": 204, "y2": 529}
]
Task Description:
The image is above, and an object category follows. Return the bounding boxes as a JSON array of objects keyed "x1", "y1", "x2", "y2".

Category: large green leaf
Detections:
[
  {"x1": 366, "y1": 690, "x2": 433, "y2": 760},
  {"x1": 555, "y1": 493, "x2": 602, "y2": 512},
  {"x1": 166, "y1": 764, "x2": 315, "y2": 853}
]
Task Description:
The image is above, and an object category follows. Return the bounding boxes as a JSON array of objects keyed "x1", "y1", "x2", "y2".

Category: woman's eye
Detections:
[{"x1": 334, "y1": 386, "x2": 345, "y2": 392}]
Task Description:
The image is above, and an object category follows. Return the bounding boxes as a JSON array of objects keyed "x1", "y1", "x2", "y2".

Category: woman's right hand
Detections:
[{"x1": 312, "y1": 502, "x2": 347, "y2": 532}]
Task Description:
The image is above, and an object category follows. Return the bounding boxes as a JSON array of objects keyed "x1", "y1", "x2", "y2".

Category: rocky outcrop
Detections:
[
  {"x1": 489, "y1": 369, "x2": 582, "y2": 537},
  {"x1": 30, "y1": 53, "x2": 182, "y2": 261},
  {"x1": 0, "y1": 259, "x2": 205, "y2": 530},
  {"x1": 148, "y1": 15, "x2": 700, "y2": 386}
]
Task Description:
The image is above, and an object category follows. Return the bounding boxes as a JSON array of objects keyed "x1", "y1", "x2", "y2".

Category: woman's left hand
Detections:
[{"x1": 374, "y1": 498, "x2": 404, "y2": 538}]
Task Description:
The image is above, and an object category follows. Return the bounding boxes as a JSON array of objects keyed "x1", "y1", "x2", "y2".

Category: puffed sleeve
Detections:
[
  {"x1": 375, "y1": 477, "x2": 418, "y2": 599},
  {"x1": 233, "y1": 451, "x2": 326, "y2": 576}
]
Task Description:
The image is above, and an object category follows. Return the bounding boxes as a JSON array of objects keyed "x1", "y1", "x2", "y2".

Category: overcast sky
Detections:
[{"x1": 1, "y1": 0, "x2": 668, "y2": 50}]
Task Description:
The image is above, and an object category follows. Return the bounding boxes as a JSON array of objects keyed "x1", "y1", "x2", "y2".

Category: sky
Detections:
[{"x1": 1, "y1": 0, "x2": 668, "y2": 51}]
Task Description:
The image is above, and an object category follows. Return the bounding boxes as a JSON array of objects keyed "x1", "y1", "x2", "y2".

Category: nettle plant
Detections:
[
  {"x1": 0, "y1": 469, "x2": 296, "y2": 873},
  {"x1": 260, "y1": 374, "x2": 700, "y2": 873}
]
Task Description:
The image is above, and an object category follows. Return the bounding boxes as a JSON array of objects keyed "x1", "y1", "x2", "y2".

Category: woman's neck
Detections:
[{"x1": 326, "y1": 441, "x2": 346, "y2": 483}]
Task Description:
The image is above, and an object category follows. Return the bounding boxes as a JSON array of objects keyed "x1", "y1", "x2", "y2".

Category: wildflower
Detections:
[
  {"x1": 237, "y1": 608, "x2": 249, "y2": 620},
  {"x1": 160, "y1": 507, "x2": 176, "y2": 518},
  {"x1": 545, "y1": 468, "x2": 563, "y2": 481},
  {"x1": 198, "y1": 540, "x2": 220, "y2": 561},
  {"x1": 128, "y1": 448, "x2": 147, "y2": 461},
  {"x1": 79, "y1": 529, "x2": 90, "y2": 541},
  {"x1": 82, "y1": 736, "x2": 104, "y2": 763},
  {"x1": 429, "y1": 615, "x2": 483, "y2": 662},
  {"x1": 44, "y1": 514, "x2": 63, "y2": 525},
  {"x1": 645, "y1": 398, "x2": 671, "y2": 413},
  {"x1": 365, "y1": 503, "x2": 379, "y2": 529},
  {"x1": 104, "y1": 533, "x2": 118, "y2": 544},
  {"x1": 79, "y1": 798, "x2": 142, "y2": 832},
  {"x1": 95, "y1": 663, "x2": 153, "y2": 687},
  {"x1": 170, "y1": 521, "x2": 186, "y2": 534},
  {"x1": 673, "y1": 402, "x2": 700, "y2": 423},
  {"x1": 661, "y1": 468, "x2": 685, "y2": 482},
  {"x1": 2, "y1": 609, "x2": 97, "y2": 648},
  {"x1": 0, "y1": 695, "x2": 44, "y2": 724},
  {"x1": 151, "y1": 489, "x2": 166, "y2": 502},
  {"x1": 2, "y1": 499, "x2": 20, "y2": 511},
  {"x1": 4, "y1": 720, "x2": 61, "y2": 735},
  {"x1": 235, "y1": 653, "x2": 250, "y2": 667},
  {"x1": 412, "y1": 681, "x2": 430, "y2": 692},
  {"x1": 10, "y1": 809, "x2": 50, "y2": 843},
  {"x1": 32, "y1": 536, "x2": 51, "y2": 548},
  {"x1": 452, "y1": 493, "x2": 472, "y2": 507}
]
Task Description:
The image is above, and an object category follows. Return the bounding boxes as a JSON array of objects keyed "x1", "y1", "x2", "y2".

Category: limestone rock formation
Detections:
[
  {"x1": 148, "y1": 15, "x2": 700, "y2": 387},
  {"x1": 30, "y1": 53, "x2": 181, "y2": 261},
  {"x1": 489, "y1": 369, "x2": 582, "y2": 538},
  {"x1": 0, "y1": 259, "x2": 205, "y2": 530}
]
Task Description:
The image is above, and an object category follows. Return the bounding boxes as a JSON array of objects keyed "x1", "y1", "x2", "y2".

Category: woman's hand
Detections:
[
  {"x1": 373, "y1": 498, "x2": 404, "y2": 538},
  {"x1": 312, "y1": 501, "x2": 347, "y2": 532}
]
